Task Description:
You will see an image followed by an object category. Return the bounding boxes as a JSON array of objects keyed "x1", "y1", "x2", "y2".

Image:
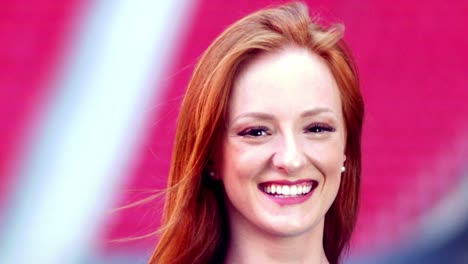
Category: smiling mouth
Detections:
[{"x1": 258, "y1": 181, "x2": 318, "y2": 198}]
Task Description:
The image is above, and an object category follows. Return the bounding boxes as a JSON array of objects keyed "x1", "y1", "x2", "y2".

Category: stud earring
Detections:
[
  {"x1": 209, "y1": 171, "x2": 215, "y2": 177},
  {"x1": 341, "y1": 166, "x2": 346, "y2": 173}
]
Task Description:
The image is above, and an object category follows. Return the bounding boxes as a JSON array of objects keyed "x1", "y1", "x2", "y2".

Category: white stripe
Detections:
[{"x1": 0, "y1": 0, "x2": 195, "y2": 263}]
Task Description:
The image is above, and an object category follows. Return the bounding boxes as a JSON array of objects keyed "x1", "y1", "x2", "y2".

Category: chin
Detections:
[{"x1": 259, "y1": 215, "x2": 323, "y2": 238}]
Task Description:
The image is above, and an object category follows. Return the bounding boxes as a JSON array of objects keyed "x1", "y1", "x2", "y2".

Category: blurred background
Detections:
[{"x1": 1, "y1": 0, "x2": 467, "y2": 263}]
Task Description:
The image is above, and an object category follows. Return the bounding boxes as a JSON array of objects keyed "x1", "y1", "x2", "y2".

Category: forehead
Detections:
[{"x1": 229, "y1": 47, "x2": 342, "y2": 119}]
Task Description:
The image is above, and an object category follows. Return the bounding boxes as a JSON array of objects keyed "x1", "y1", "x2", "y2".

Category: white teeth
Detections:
[
  {"x1": 262, "y1": 183, "x2": 314, "y2": 196},
  {"x1": 290, "y1": 185, "x2": 298, "y2": 195},
  {"x1": 277, "y1": 185, "x2": 282, "y2": 195},
  {"x1": 297, "y1": 185, "x2": 303, "y2": 194}
]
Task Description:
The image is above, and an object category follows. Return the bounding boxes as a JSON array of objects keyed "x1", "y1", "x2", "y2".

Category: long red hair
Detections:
[{"x1": 149, "y1": 2, "x2": 364, "y2": 264}]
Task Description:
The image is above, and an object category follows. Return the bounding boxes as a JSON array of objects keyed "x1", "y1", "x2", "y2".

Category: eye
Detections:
[
  {"x1": 238, "y1": 127, "x2": 271, "y2": 137},
  {"x1": 305, "y1": 123, "x2": 336, "y2": 133}
]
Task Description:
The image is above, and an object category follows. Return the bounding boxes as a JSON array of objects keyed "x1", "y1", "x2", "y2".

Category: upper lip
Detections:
[{"x1": 258, "y1": 179, "x2": 317, "y2": 186}]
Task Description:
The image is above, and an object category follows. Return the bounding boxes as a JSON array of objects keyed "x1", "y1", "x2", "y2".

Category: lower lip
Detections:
[{"x1": 261, "y1": 187, "x2": 316, "y2": 206}]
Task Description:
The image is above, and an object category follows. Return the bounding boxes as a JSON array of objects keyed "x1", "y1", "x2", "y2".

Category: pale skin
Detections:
[{"x1": 217, "y1": 47, "x2": 346, "y2": 264}]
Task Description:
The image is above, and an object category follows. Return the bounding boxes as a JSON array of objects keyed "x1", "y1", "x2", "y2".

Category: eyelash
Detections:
[
  {"x1": 237, "y1": 123, "x2": 335, "y2": 137},
  {"x1": 305, "y1": 123, "x2": 336, "y2": 133},
  {"x1": 238, "y1": 126, "x2": 270, "y2": 137}
]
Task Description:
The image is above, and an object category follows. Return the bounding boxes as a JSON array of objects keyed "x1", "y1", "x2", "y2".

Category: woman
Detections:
[{"x1": 149, "y1": 2, "x2": 364, "y2": 264}]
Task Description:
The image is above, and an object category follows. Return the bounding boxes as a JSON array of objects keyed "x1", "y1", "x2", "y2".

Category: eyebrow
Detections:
[
  {"x1": 231, "y1": 107, "x2": 336, "y2": 123},
  {"x1": 300, "y1": 107, "x2": 335, "y2": 118}
]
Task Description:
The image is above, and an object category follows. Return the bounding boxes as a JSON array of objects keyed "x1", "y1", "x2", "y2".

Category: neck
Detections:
[{"x1": 224, "y1": 213, "x2": 329, "y2": 264}]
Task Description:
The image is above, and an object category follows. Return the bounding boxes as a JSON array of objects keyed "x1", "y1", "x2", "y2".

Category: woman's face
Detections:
[{"x1": 218, "y1": 47, "x2": 346, "y2": 238}]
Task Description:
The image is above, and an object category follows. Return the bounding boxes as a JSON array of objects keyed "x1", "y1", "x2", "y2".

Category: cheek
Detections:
[
  {"x1": 304, "y1": 139, "x2": 344, "y2": 175},
  {"x1": 219, "y1": 141, "x2": 266, "y2": 208},
  {"x1": 306, "y1": 139, "x2": 345, "y2": 206},
  {"x1": 220, "y1": 140, "x2": 272, "y2": 180}
]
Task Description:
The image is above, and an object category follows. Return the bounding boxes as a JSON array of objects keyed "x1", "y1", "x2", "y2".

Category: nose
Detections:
[{"x1": 272, "y1": 132, "x2": 306, "y2": 175}]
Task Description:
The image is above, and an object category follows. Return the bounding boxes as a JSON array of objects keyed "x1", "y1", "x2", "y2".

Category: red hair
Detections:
[{"x1": 149, "y1": 2, "x2": 364, "y2": 264}]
